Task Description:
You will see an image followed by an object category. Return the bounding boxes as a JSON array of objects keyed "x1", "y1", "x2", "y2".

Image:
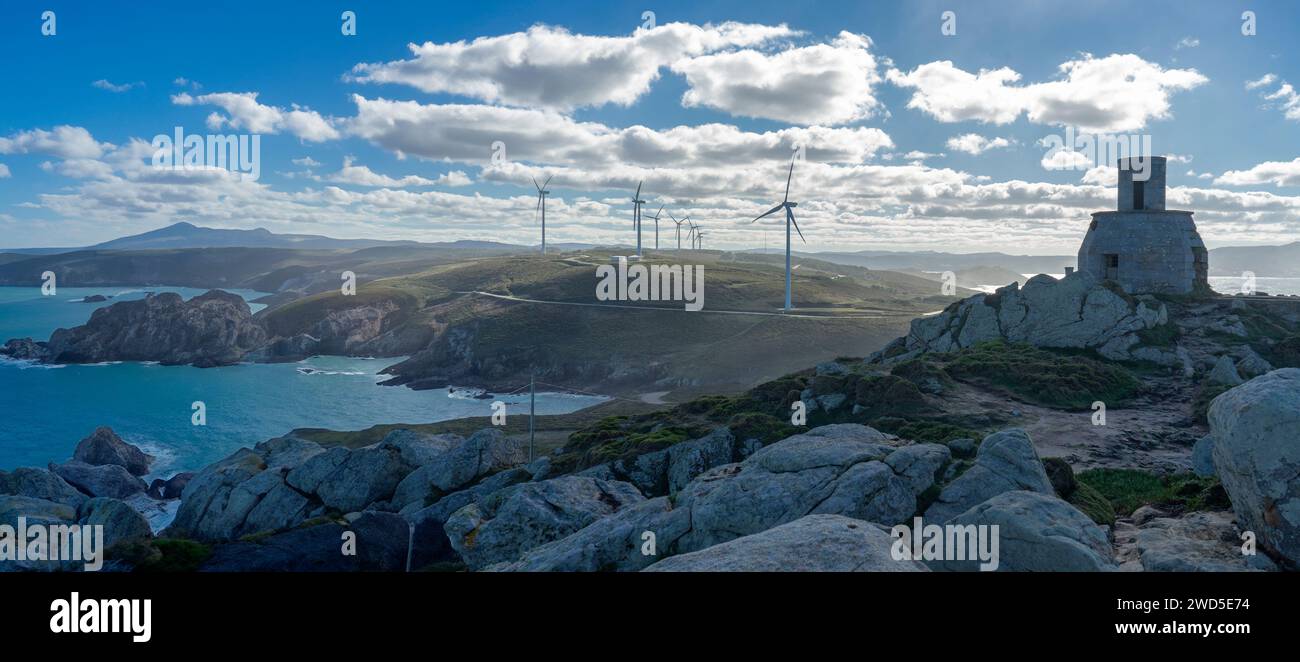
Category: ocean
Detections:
[{"x1": 0, "y1": 286, "x2": 605, "y2": 475}]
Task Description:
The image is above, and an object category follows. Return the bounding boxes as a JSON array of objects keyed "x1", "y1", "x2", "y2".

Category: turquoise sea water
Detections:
[{"x1": 0, "y1": 287, "x2": 604, "y2": 475}]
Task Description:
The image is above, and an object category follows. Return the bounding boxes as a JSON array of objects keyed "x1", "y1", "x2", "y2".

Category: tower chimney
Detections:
[{"x1": 1116, "y1": 156, "x2": 1166, "y2": 211}]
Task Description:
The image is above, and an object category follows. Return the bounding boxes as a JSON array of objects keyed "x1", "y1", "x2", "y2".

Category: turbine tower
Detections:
[
  {"x1": 751, "y1": 157, "x2": 804, "y2": 312},
  {"x1": 533, "y1": 175, "x2": 552, "y2": 254},
  {"x1": 631, "y1": 181, "x2": 646, "y2": 257},
  {"x1": 687, "y1": 220, "x2": 698, "y2": 250},
  {"x1": 670, "y1": 214, "x2": 688, "y2": 250},
  {"x1": 696, "y1": 229, "x2": 706, "y2": 250},
  {"x1": 651, "y1": 205, "x2": 664, "y2": 250}
]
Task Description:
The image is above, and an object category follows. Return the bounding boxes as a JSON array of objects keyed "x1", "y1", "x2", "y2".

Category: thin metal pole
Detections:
[{"x1": 529, "y1": 372, "x2": 536, "y2": 462}]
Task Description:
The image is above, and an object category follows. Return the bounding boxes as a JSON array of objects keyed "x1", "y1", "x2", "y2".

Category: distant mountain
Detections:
[
  {"x1": 798, "y1": 249, "x2": 1075, "y2": 276},
  {"x1": 1208, "y1": 243, "x2": 1300, "y2": 277},
  {"x1": 0, "y1": 222, "x2": 531, "y2": 254}
]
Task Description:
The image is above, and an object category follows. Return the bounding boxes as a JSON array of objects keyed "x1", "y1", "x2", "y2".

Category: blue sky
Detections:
[{"x1": 2, "y1": 0, "x2": 1298, "y2": 253}]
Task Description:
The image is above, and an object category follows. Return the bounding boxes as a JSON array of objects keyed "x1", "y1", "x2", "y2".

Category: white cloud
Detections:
[
  {"x1": 1175, "y1": 37, "x2": 1199, "y2": 50},
  {"x1": 1040, "y1": 148, "x2": 1092, "y2": 171},
  {"x1": 92, "y1": 79, "x2": 143, "y2": 92},
  {"x1": 346, "y1": 95, "x2": 893, "y2": 168},
  {"x1": 172, "y1": 91, "x2": 341, "y2": 141},
  {"x1": 0, "y1": 126, "x2": 110, "y2": 159},
  {"x1": 0, "y1": 163, "x2": 9, "y2": 178},
  {"x1": 945, "y1": 133, "x2": 1013, "y2": 155},
  {"x1": 1216, "y1": 158, "x2": 1300, "y2": 187},
  {"x1": 327, "y1": 157, "x2": 472, "y2": 188},
  {"x1": 292, "y1": 156, "x2": 322, "y2": 167},
  {"x1": 671, "y1": 32, "x2": 881, "y2": 125},
  {"x1": 347, "y1": 22, "x2": 795, "y2": 111},
  {"x1": 1263, "y1": 82, "x2": 1300, "y2": 120},
  {"x1": 173, "y1": 77, "x2": 202, "y2": 89},
  {"x1": 1246, "y1": 74, "x2": 1277, "y2": 90},
  {"x1": 888, "y1": 53, "x2": 1207, "y2": 132}
]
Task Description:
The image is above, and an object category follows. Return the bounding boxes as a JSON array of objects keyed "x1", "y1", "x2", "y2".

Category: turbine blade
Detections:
[
  {"x1": 543, "y1": 175, "x2": 553, "y2": 188},
  {"x1": 635, "y1": 180, "x2": 642, "y2": 197},
  {"x1": 532, "y1": 177, "x2": 540, "y2": 192},
  {"x1": 783, "y1": 159, "x2": 794, "y2": 203},
  {"x1": 788, "y1": 208, "x2": 805, "y2": 243},
  {"x1": 752, "y1": 203, "x2": 784, "y2": 223}
]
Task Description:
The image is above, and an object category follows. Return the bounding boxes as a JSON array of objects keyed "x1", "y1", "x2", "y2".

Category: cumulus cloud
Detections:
[
  {"x1": 346, "y1": 95, "x2": 893, "y2": 167},
  {"x1": 945, "y1": 133, "x2": 1013, "y2": 155},
  {"x1": 327, "y1": 157, "x2": 472, "y2": 188},
  {"x1": 1246, "y1": 74, "x2": 1277, "y2": 90},
  {"x1": 347, "y1": 22, "x2": 795, "y2": 110},
  {"x1": 0, "y1": 163, "x2": 9, "y2": 178},
  {"x1": 292, "y1": 156, "x2": 322, "y2": 167},
  {"x1": 1216, "y1": 158, "x2": 1300, "y2": 187},
  {"x1": 172, "y1": 91, "x2": 341, "y2": 141},
  {"x1": 0, "y1": 126, "x2": 109, "y2": 159},
  {"x1": 888, "y1": 53, "x2": 1207, "y2": 132},
  {"x1": 92, "y1": 79, "x2": 143, "y2": 92},
  {"x1": 671, "y1": 32, "x2": 881, "y2": 125}
]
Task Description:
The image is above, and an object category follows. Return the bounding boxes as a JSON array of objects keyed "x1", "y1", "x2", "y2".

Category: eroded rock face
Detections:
[
  {"x1": 0, "y1": 337, "x2": 50, "y2": 361},
  {"x1": 40, "y1": 290, "x2": 267, "y2": 367},
  {"x1": 644, "y1": 514, "x2": 929, "y2": 572},
  {"x1": 49, "y1": 461, "x2": 147, "y2": 500},
  {"x1": 1209, "y1": 369, "x2": 1300, "y2": 567},
  {"x1": 875, "y1": 272, "x2": 1170, "y2": 364},
  {"x1": 72, "y1": 427, "x2": 152, "y2": 476},
  {"x1": 923, "y1": 429, "x2": 1054, "y2": 523},
  {"x1": 0, "y1": 467, "x2": 87, "y2": 508},
  {"x1": 574, "y1": 427, "x2": 759, "y2": 498},
  {"x1": 930, "y1": 490, "x2": 1116, "y2": 572},
  {"x1": 1114, "y1": 510, "x2": 1275, "y2": 572},
  {"x1": 444, "y1": 475, "x2": 645, "y2": 570},
  {"x1": 492, "y1": 496, "x2": 691, "y2": 572}
]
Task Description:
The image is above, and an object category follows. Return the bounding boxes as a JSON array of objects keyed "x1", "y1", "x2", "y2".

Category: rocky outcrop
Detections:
[
  {"x1": 147, "y1": 472, "x2": 194, "y2": 500},
  {"x1": 37, "y1": 290, "x2": 267, "y2": 367},
  {"x1": 1208, "y1": 368, "x2": 1300, "y2": 567},
  {"x1": 78, "y1": 497, "x2": 153, "y2": 550},
  {"x1": 644, "y1": 514, "x2": 929, "y2": 572},
  {"x1": 930, "y1": 490, "x2": 1116, "y2": 572},
  {"x1": 575, "y1": 427, "x2": 760, "y2": 497},
  {"x1": 72, "y1": 427, "x2": 152, "y2": 476},
  {"x1": 491, "y1": 496, "x2": 689, "y2": 572},
  {"x1": 199, "y1": 515, "x2": 408, "y2": 572},
  {"x1": 445, "y1": 475, "x2": 645, "y2": 570},
  {"x1": 165, "y1": 428, "x2": 529, "y2": 545},
  {"x1": 1114, "y1": 509, "x2": 1275, "y2": 572},
  {"x1": 0, "y1": 337, "x2": 50, "y2": 361},
  {"x1": 1207, "y1": 355, "x2": 1244, "y2": 386},
  {"x1": 49, "y1": 460, "x2": 147, "y2": 499},
  {"x1": 0, "y1": 467, "x2": 87, "y2": 508},
  {"x1": 923, "y1": 429, "x2": 1054, "y2": 523},
  {"x1": 872, "y1": 272, "x2": 1171, "y2": 365},
  {"x1": 1191, "y1": 435, "x2": 1216, "y2": 477}
]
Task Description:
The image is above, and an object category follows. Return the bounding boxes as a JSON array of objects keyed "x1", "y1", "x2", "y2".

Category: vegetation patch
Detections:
[
  {"x1": 1076, "y1": 468, "x2": 1229, "y2": 517},
  {"x1": 870, "y1": 417, "x2": 981, "y2": 444},
  {"x1": 1191, "y1": 381, "x2": 1233, "y2": 425},
  {"x1": 135, "y1": 539, "x2": 212, "y2": 573},
  {"x1": 941, "y1": 341, "x2": 1142, "y2": 410},
  {"x1": 1136, "y1": 322, "x2": 1180, "y2": 348}
]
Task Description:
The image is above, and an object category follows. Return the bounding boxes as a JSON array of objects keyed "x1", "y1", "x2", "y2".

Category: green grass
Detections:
[
  {"x1": 1076, "y1": 468, "x2": 1229, "y2": 517},
  {"x1": 1136, "y1": 322, "x2": 1180, "y2": 348},
  {"x1": 134, "y1": 539, "x2": 212, "y2": 573},
  {"x1": 941, "y1": 341, "x2": 1143, "y2": 410},
  {"x1": 870, "y1": 417, "x2": 980, "y2": 444}
]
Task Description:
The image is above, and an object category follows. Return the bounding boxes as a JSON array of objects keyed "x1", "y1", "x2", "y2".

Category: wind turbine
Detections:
[
  {"x1": 687, "y1": 220, "x2": 698, "y2": 250},
  {"x1": 651, "y1": 205, "x2": 664, "y2": 250},
  {"x1": 532, "y1": 175, "x2": 552, "y2": 254},
  {"x1": 631, "y1": 181, "x2": 647, "y2": 257},
  {"x1": 751, "y1": 157, "x2": 804, "y2": 312},
  {"x1": 670, "y1": 214, "x2": 688, "y2": 250},
  {"x1": 696, "y1": 229, "x2": 706, "y2": 250}
]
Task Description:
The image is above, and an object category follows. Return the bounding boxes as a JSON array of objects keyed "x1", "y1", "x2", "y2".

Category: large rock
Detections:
[
  {"x1": 493, "y1": 497, "x2": 691, "y2": 572},
  {"x1": 78, "y1": 497, "x2": 152, "y2": 550},
  {"x1": 199, "y1": 522, "x2": 352, "y2": 572},
  {"x1": 930, "y1": 490, "x2": 1116, "y2": 572},
  {"x1": 285, "y1": 445, "x2": 410, "y2": 513},
  {"x1": 387, "y1": 429, "x2": 526, "y2": 510},
  {"x1": 644, "y1": 515, "x2": 930, "y2": 572},
  {"x1": 1191, "y1": 435, "x2": 1216, "y2": 478},
  {"x1": 1207, "y1": 355, "x2": 1244, "y2": 387},
  {"x1": 1209, "y1": 368, "x2": 1300, "y2": 567},
  {"x1": 49, "y1": 461, "x2": 147, "y2": 499},
  {"x1": 0, "y1": 467, "x2": 87, "y2": 508},
  {"x1": 0, "y1": 495, "x2": 78, "y2": 526},
  {"x1": 876, "y1": 271, "x2": 1167, "y2": 363},
  {"x1": 444, "y1": 475, "x2": 645, "y2": 570},
  {"x1": 403, "y1": 466, "x2": 536, "y2": 569},
  {"x1": 1122, "y1": 510, "x2": 1275, "y2": 572},
  {"x1": 574, "y1": 427, "x2": 760, "y2": 498},
  {"x1": 923, "y1": 429, "x2": 1054, "y2": 523},
  {"x1": 672, "y1": 425, "x2": 917, "y2": 553},
  {"x1": 0, "y1": 337, "x2": 50, "y2": 361},
  {"x1": 72, "y1": 427, "x2": 152, "y2": 476},
  {"x1": 41, "y1": 290, "x2": 267, "y2": 367}
]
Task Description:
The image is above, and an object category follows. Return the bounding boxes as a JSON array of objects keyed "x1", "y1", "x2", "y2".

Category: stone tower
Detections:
[{"x1": 1077, "y1": 156, "x2": 1208, "y2": 294}]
